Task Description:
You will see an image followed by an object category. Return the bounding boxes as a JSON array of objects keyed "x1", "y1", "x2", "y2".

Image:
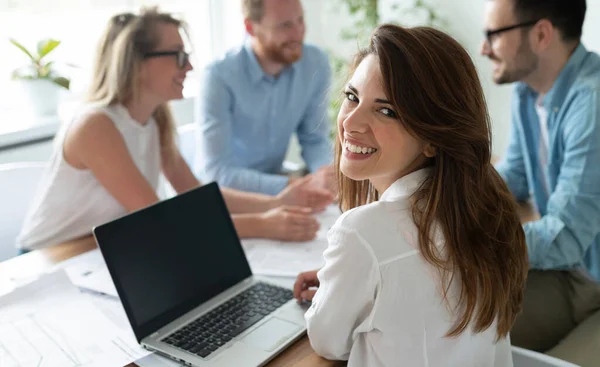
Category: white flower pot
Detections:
[{"x1": 16, "y1": 79, "x2": 65, "y2": 117}]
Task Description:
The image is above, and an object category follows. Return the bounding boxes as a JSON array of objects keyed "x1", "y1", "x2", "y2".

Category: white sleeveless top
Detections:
[{"x1": 17, "y1": 104, "x2": 161, "y2": 250}]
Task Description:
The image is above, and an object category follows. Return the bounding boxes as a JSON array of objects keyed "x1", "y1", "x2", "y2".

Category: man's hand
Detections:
[
  {"x1": 277, "y1": 175, "x2": 334, "y2": 212},
  {"x1": 294, "y1": 269, "x2": 321, "y2": 302},
  {"x1": 312, "y1": 165, "x2": 338, "y2": 197},
  {"x1": 259, "y1": 206, "x2": 320, "y2": 242}
]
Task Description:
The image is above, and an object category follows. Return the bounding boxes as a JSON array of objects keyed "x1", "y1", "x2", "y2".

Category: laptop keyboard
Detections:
[{"x1": 162, "y1": 282, "x2": 294, "y2": 359}]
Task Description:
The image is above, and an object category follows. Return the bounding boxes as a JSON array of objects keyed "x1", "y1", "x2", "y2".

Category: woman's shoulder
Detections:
[
  {"x1": 332, "y1": 201, "x2": 418, "y2": 260},
  {"x1": 68, "y1": 107, "x2": 118, "y2": 140},
  {"x1": 66, "y1": 102, "x2": 115, "y2": 128},
  {"x1": 336, "y1": 200, "x2": 412, "y2": 230},
  {"x1": 62, "y1": 105, "x2": 125, "y2": 167}
]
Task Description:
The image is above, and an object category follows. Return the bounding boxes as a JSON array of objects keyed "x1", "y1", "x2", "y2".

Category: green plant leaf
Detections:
[
  {"x1": 38, "y1": 61, "x2": 54, "y2": 78},
  {"x1": 11, "y1": 65, "x2": 37, "y2": 80},
  {"x1": 52, "y1": 76, "x2": 70, "y2": 90},
  {"x1": 37, "y1": 39, "x2": 61, "y2": 60},
  {"x1": 9, "y1": 39, "x2": 36, "y2": 62},
  {"x1": 11, "y1": 69, "x2": 26, "y2": 80},
  {"x1": 11, "y1": 73, "x2": 35, "y2": 81}
]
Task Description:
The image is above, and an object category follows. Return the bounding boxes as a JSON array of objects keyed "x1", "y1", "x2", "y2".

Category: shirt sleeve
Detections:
[
  {"x1": 526, "y1": 89, "x2": 600, "y2": 270},
  {"x1": 195, "y1": 67, "x2": 288, "y2": 195},
  {"x1": 495, "y1": 92, "x2": 530, "y2": 202},
  {"x1": 296, "y1": 51, "x2": 334, "y2": 173},
  {"x1": 305, "y1": 224, "x2": 378, "y2": 360}
]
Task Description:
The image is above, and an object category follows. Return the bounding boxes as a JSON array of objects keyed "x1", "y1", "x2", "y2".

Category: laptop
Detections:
[{"x1": 92, "y1": 182, "x2": 307, "y2": 367}]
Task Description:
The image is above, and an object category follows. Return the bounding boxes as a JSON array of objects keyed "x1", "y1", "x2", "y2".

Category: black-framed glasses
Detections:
[
  {"x1": 484, "y1": 20, "x2": 540, "y2": 44},
  {"x1": 143, "y1": 50, "x2": 190, "y2": 69},
  {"x1": 111, "y1": 12, "x2": 136, "y2": 26}
]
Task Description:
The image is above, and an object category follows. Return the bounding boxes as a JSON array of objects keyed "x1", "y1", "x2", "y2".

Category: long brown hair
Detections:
[
  {"x1": 87, "y1": 7, "x2": 186, "y2": 163},
  {"x1": 335, "y1": 24, "x2": 528, "y2": 340}
]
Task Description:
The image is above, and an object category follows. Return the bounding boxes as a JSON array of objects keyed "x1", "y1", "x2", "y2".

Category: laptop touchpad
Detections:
[{"x1": 241, "y1": 317, "x2": 302, "y2": 352}]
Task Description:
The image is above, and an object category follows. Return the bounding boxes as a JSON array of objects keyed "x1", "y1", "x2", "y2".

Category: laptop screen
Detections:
[{"x1": 93, "y1": 182, "x2": 252, "y2": 342}]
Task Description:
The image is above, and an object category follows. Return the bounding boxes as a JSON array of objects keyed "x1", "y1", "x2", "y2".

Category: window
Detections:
[{"x1": 0, "y1": 0, "x2": 213, "y2": 114}]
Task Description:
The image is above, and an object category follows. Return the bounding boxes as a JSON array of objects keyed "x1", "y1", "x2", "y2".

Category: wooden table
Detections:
[{"x1": 0, "y1": 202, "x2": 537, "y2": 367}]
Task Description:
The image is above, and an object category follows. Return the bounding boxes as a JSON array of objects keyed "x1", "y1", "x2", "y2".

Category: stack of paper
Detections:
[
  {"x1": 57, "y1": 248, "x2": 119, "y2": 298},
  {"x1": 242, "y1": 205, "x2": 341, "y2": 277},
  {"x1": 0, "y1": 277, "x2": 15, "y2": 296},
  {"x1": 0, "y1": 270, "x2": 150, "y2": 367},
  {"x1": 0, "y1": 205, "x2": 342, "y2": 367}
]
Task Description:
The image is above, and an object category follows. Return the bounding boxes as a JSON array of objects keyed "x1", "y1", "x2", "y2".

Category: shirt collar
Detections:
[
  {"x1": 244, "y1": 40, "x2": 299, "y2": 84},
  {"x1": 244, "y1": 42, "x2": 266, "y2": 84},
  {"x1": 380, "y1": 168, "x2": 432, "y2": 202},
  {"x1": 517, "y1": 43, "x2": 588, "y2": 113}
]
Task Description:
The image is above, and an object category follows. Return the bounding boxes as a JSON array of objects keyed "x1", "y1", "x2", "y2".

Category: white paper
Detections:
[
  {"x1": 0, "y1": 270, "x2": 150, "y2": 367},
  {"x1": 57, "y1": 248, "x2": 120, "y2": 298},
  {"x1": 242, "y1": 205, "x2": 341, "y2": 277},
  {"x1": 85, "y1": 292, "x2": 132, "y2": 333},
  {"x1": 0, "y1": 277, "x2": 16, "y2": 296},
  {"x1": 314, "y1": 204, "x2": 342, "y2": 233}
]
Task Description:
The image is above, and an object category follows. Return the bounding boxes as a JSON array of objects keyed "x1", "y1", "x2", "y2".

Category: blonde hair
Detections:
[{"x1": 87, "y1": 7, "x2": 187, "y2": 162}]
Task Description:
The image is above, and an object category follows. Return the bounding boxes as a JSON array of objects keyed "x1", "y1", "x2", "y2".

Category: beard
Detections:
[
  {"x1": 257, "y1": 36, "x2": 303, "y2": 65},
  {"x1": 492, "y1": 38, "x2": 538, "y2": 84}
]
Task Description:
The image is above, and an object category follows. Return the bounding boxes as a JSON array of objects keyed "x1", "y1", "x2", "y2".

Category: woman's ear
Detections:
[{"x1": 423, "y1": 143, "x2": 436, "y2": 158}]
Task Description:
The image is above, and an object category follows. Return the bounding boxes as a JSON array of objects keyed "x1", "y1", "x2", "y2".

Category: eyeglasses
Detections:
[
  {"x1": 143, "y1": 50, "x2": 191, "y2": 69},
  {"x1": 484, "y1": 20, "x2": 539, "y2": 44},
  {"x1": 112, "y1": 12, "x2": 136, "y2": 25}
]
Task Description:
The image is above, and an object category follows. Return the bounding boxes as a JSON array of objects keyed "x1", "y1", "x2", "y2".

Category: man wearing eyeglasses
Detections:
[
  {"x1": 195, "y1": 0, "x2": 335, "y2": 197},
  {"x1": 481, "y1": 0, "x2": 600, "y2": 358}
]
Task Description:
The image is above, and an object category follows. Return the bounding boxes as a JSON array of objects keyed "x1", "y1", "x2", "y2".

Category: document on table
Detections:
[
  {"x1": 0, "y1": 277, "x2": 16, "y2": 297},
  {"x1": 56, "y1": 248, "x2": 119, "y2": 298},
  {"x1": 242, "y1": 205, "x2": 341, "y2": 277},
  {"x1": 0, "y1": 270, "x2": 150, "y2": 367},
  {"x1": 86, "y1": 291, "x2": 132, "y2": 333}
]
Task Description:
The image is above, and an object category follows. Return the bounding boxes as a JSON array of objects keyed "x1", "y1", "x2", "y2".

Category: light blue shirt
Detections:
[
  {"x1": 195, "y1": 42, "x2": 333, "y2": 195},
  {"x1": 496, "y1": 43, "x2": 600, "y2": 281}
]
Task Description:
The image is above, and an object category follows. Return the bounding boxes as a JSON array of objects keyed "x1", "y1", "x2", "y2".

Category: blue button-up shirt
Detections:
[
  {"x1": 195, "y1": 42, "x2": 333, "y2": 195},
  {"x1": 496, "y1": 43, "x2": 600, "y2": 281}
]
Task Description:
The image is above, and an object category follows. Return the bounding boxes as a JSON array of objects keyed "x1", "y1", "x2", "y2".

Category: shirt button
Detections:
[{"x1": 553, "y1": 107, "x2": 559, "y2": 113}]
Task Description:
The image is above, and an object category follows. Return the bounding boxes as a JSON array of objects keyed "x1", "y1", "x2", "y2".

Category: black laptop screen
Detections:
[{"x1": 93, "y1": 182, "x2": 253, "y2": 342}]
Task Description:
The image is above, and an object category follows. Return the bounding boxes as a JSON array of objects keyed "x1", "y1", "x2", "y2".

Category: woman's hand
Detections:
[
  {"x1": 259, "y1": 206, "x2": 320, "y2": 242},
  {"x1": 277, "y1": 176, "x2": 334, "y2": 213},
  {"x1": 294, "y1": 269, "x2": 321, "y2": 302}
]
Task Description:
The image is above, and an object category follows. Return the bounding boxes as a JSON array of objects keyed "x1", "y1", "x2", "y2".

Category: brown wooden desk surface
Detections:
[{"x1": 0, "y1": 202, "x2": 537, "y2": 367}]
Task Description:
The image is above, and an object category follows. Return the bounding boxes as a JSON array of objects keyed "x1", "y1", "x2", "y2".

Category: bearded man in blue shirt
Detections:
[
  {"x1": 195, "y1": 0, "x2": 335, "y2": 196},
  {"x1": 482, "y1": 0, "x2": 600, "y2": 358}
]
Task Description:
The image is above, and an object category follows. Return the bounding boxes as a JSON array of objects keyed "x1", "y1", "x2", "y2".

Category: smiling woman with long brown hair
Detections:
[{"x1": 294, "y1": 24, "x2": 528, "y2": 366}]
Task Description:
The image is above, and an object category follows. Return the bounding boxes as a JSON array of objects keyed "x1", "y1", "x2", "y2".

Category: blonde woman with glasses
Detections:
[{"x1": 17, "y1": 8, "x2": 333, "y2": 252}]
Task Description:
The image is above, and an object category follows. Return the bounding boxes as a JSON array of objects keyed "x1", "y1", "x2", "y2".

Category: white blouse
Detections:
[{"x1": 305, "y1": 169, "x2": 513, "y2": 367}]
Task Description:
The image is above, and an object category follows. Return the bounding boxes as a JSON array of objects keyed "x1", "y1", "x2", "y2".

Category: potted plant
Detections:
[{"x1": 10, "y1": 38, "x2": 71, "y2": 117}]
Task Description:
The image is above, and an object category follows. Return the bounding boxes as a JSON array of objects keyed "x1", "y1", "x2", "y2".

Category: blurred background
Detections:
[{"x1": 0, "y1": 0, "x2": 598, "y2": 162}]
